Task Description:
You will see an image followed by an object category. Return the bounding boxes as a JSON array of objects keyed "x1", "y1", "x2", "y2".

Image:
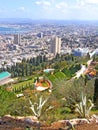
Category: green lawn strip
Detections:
[
  {"x1": 12, "y1": 78, "x2": 34, "y2": 92},
  {"x1": 48, "y1": 75, "x2": 56, "y2": 82},
  {"x1": 54, "y1": 72, "x2": 66, "y2": 79},
  {"x1": 42, "y1": 82, "x2": 48, "y2": 87},
  {"x1": 62, "y1": 68, "x2": 72, "y2": 77}
]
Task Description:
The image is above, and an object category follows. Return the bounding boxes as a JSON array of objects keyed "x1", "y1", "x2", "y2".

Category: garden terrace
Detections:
[{"x1": 35, "y1": 77, "x2": 52, "y2": 91}]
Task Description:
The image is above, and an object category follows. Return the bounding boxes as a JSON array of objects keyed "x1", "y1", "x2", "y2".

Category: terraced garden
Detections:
[
  {"x1": 48, "y1": 64, "x2": 81, "y2": 83},
  {"x1": 12, "y1": 78, "x2": 34, "y2": 93},
  {"x1": 0, "y1": 55, "x2": 98, "y2": 130}
]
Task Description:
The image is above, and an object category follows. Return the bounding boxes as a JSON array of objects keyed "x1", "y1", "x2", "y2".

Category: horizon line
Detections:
[{"x1": 0, "y1": 18, "x2": 98, "y2": 21}]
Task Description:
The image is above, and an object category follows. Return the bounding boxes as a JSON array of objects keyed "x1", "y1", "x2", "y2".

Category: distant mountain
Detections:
[{"x1": 0, "y1": 18, "x2": 98, "y2": 25}]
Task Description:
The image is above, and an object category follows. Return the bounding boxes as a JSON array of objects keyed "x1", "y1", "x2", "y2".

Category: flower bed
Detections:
[{"x1": 35, "y1": 79, "x2": 52, "y2": 91}]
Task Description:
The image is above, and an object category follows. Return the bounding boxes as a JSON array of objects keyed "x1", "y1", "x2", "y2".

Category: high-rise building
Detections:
[
  {"x1": 14, "y1": 34, "x2": 21, "y2": 45},
  {"x1": 37, "y1": 32, "x2": 44, "y2": 38},
  {"x1": 51, "y1": 36, "x2": 61, "y2": 56}
]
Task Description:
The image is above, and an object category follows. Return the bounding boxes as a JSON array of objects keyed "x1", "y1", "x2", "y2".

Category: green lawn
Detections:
[
  {"x1": 48, "y1": 75, "x2": 56, "y2": 82},
  {"x1": 62, "y1": 64, "x2": 80, "y2": 78},
  {"x1": 48, "y1": 72, "x2": 66, "y2": 83},
  {"x1": 54, "y1": 72, "x2": 66, "y2": 79},
  {"x1": 42, "y1": 82, "x2": 48, "y2": 87},
  {"x1": 62, "y1": 68, "x2": 73, "y2": 77}
]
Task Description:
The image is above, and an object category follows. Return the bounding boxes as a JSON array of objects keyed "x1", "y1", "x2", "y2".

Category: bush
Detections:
[
  {"x1": 53, "y1": 76, "x2": 94, "y2": 112},
  {"x1": 0, "y1": 87, "x2": 16, "y2": 116},
  {"x1": 75, "y1": 94, "x2": 94, "y2": 118}
]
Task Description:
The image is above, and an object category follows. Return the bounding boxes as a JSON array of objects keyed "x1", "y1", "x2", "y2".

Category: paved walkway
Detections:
[
  {"x1": 73, "y1": 59, "x2": 93, "y2": 79},
  {"x1": 74, "y1": 65, "x2": 86, "y2": 78}
]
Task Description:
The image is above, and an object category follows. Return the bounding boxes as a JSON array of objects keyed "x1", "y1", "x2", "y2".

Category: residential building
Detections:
[
  {"x1": 51, "y1": 36, "x2": 61, "y2": 55},
  {"x1": 14, "y1": 34, "x2": 21, "y2": 45}
]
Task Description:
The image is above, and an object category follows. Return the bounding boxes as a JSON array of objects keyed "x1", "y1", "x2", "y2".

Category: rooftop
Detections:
[{"x1": 0, "y1": 71, "x2": 11, "y2": 81}]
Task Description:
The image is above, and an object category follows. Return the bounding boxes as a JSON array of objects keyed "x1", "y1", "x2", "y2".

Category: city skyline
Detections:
[{"x1": 0, "y1": 0, "x2": 98, "y2": 20}]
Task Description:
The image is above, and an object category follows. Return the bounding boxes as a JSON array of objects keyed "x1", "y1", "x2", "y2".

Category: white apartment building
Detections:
[{"x1": 51, "y1": 36, "x2": 61, "y2": 56}]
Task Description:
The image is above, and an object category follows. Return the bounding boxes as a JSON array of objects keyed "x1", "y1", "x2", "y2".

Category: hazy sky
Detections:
[{"x1": 0, "y1": 0, "x2": 98, "y2": 20}]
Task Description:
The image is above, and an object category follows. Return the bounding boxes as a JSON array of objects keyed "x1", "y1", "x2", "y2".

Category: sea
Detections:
[
  {"x1": 0, "y1": 27, "x2": 31, "y2": 34},
  {"x1": 0, "y1": 20, "x2": 98, "y2": 34}
]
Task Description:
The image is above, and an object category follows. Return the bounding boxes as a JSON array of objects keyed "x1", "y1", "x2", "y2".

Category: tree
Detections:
[
  {"x1": 53, "y1": 76, "x2": 94, "y2": 112},
  {"x1": 94, "y1": 78, "x2": 98, "y2": 107},
  {"x1": 32, "y1": 57, "x2": 36, "y2": 66},
  {"x1": 43, "y1": 55, "x2": 47, "y2": 62},
  {"x1": 86, "y1": 52, "x2": 90, "y2": 60},
  {"x1": 55, "y1": 53, "x2": 60, "y2": 60}
]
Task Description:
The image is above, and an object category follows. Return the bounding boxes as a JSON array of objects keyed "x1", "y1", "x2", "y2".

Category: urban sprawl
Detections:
[{"x1": 0, "y1": 23, "x2": 98, "y2": 69}]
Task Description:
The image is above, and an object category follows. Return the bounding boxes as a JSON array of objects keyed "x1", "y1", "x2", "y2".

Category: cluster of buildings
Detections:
[
  {"x1": 0, "y1": 23, "x2": 98, "y2": 69},
  {"x1": 0, "y1": 33, "x2": 61, "y2": 69}
]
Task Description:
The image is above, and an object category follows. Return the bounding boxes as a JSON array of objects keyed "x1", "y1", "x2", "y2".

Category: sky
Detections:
[{"x1": 0, "y1": 0, "x2": 98, "y2": 20}]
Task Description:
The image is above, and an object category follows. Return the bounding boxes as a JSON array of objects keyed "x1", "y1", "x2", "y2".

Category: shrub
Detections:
[
  {"x1": 29, "y1": 95, "x2": 54, "y2": 120},
  {"x1": 75, "y1": 94, "x2": 94, "y2": 118}
]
